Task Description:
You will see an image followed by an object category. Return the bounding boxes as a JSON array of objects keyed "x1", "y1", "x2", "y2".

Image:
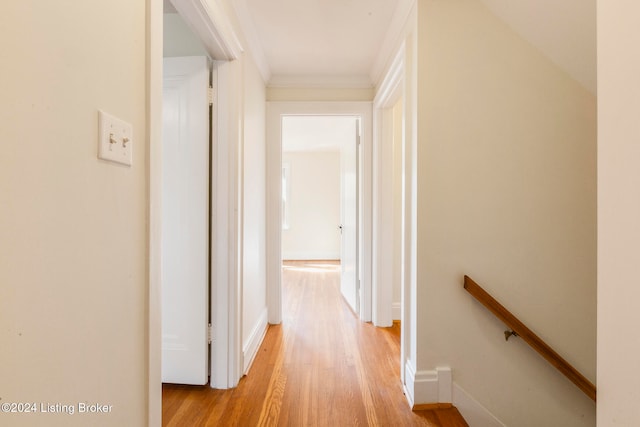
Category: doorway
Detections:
[
  {"x1": 266, "y1": 102, "x2": 373, "y2": 325},
  {"x1": 157, "y1": 0, "x2": 244, "y2": 393},
  {"x1": 281, "y1": 115, "x2": 360, "y2": 313}
]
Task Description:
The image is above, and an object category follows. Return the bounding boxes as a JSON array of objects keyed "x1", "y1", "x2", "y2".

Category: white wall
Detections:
[
  {"x1": 414, "y1": 1, "x2": 596, "y2": 426},
  {"x1": 282, "y1": 151, "x2": 341, "y2": 260},
  {"x1": 0, "y1": 2, "x2": 147, "y2": 426},
  {"x1": 164, "y1": 13, "x2": 208, "y2": 57},
  {"x1": 597, "y1": 1, "x2": 640, "y2": 425},
  {"x1": 241, "y1": 43, "x2": 268, "y2": 369}
]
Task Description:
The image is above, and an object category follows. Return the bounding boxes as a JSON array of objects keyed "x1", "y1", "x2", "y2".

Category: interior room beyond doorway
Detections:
[{"x1": 281, "y1": 115, "x2": 359, "y2": 314}]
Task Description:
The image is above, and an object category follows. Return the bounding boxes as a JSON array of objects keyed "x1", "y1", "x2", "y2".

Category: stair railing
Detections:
[{"x1": 463, "y1": 275, "x2": 596, "y2": 401}]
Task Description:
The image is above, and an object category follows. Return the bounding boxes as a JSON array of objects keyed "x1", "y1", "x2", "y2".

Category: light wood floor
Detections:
[{"x1": 162, "y1": 261, "x2": 467, "y2": 426}]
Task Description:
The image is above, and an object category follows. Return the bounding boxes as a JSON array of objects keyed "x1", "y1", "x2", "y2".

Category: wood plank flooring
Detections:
[{"x1": 163, "y1": 261, "x2": 467, "y2": 426}]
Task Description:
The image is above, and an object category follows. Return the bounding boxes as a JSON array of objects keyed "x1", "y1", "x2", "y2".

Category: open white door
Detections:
[
  {"x1": 340, "y1": 118, "x2": 359, "y2": 313},
  {"x1": 161, "y1": 56, "x2": 210, "y2": 385}
]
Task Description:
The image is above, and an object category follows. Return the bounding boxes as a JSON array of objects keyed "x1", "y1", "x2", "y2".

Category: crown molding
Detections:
[
  {"x1": 370, "y1": 0, "x2": 416, "y2": 88},
  {"x1": 268, "y1": 74, "x2": 373, "y2": 89},
  {"x1": 230, "y1": 0, "x2": 272, "y2": 83},
  {"x1": 171, "y1": 0, "x2": 244, "y2": 60}
]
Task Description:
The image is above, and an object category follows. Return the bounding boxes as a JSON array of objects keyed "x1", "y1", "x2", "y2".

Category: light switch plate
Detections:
[{"x1": 98, "y1": 110, "x2": 133, "y2": 166}]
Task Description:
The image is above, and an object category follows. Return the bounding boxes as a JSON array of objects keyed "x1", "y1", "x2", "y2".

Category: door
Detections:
[
  {"x1": 161, "y1": 56, "x2": 210, "y2": 385},
  {"x1": 340, "y1": 118, "x2": 359, "y2": 313}
]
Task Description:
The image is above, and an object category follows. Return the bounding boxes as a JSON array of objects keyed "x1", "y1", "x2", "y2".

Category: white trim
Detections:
[
  {"x1": 372, "y1": 44, "x2": 404, "y2": 329},
  {"x1": 242, "y1": 308, "x2": 268, "y2": 374},
  {"x1": 281, "y1": 161, "x2": 290, "y2": 230},
  {"x1": 266, "y1": 102, "x2": 373, "y2": 324},
  {"x1": 147, "y1": 0, "x2": 163, "y2": 424},
  {"x1": 404, "y1": 364, "x2": 506, "y2": 427},
  {"x1": 370, "y1": 0, "x2": 416, "y2": 87},
  {"x1": 266, "y1": 107, "x2": 283, "y2": 325},
  {"x1": 372, "y1": 105, "x2": 395, "y2": 328},
  {"x1": 403, "y1": 360, "x2": 417, "y2": 407},
  {"x1": 282, "y1": 252, "x2": 341, "y2": 261},
  {"x1": 268, "y1": 74, "x2": 373, "y2": 89},
  {"x1": 392, "y1": 302, "x2": 401, "y2": 320},
  {"x1": 404, "y1": 363, "x2": 452, "y2": 407},
  {"x1": 171, "y1": 0, "x2": 243, "y2": 61},
  {"x1": 437, "y1": 367, "x2": 453, "y2": 403},
  {"x1": 374, "y1": 47, "x2": 405, "y2": 107},
  {"x1": 209, "y1": 59, "x2": 242, "y2": 389},
  {"x1": 453, "y1": 384, "x2": 506, "y2": 427},
  {"x1": 230, "y1": 0, "x2": 272, "y2": 83}
]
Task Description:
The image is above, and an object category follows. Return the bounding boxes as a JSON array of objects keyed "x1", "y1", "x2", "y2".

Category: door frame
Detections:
[
  {"x1": 266, "y1": 102, "x2": 373, "y2": 324},
  {"x1": 372, "y1": 46, "x2": 405, "y2": 328},
  {"x1": 148, "y1": 0, "x2": 244, "y2": 423},
  {"x1": 372, "y1": 40, "x2": 416, "y2": 395}
]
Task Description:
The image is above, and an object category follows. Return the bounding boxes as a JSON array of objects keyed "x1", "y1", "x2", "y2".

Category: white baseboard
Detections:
[
  {"x1": 392, "y1": 302, "x2": 401, "y2": 321},
  {"x1": 404, "y1": 362, "x2": 505, "y2": 427},
  {"x1": 453, "y1": 383, "x2": 505, "y2": 427},
  {"x1": 403, "y1": 361, "x2": 417, "y2": 406},
  {"x1": 281, "y1": 251, "x2": 340, "y2": 260},
  {"x1": 404, "y1": 362, "x2": 452, "y2": 406},
  {"x1": 242, "y1": 308, "x2": 268, "y2": 374}
]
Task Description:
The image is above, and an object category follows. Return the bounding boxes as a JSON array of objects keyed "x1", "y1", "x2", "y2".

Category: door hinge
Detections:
[
  {"x1": 208, "y1": 86, "x2": 214, "y2": 106},
  {"x1": 208, "y1": 323, "x2": 212, "y2": 344}
]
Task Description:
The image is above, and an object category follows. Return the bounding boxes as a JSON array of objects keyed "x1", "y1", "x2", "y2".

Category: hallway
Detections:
[{"x1": 162, "y1": 261, "x2": 466, "y2": 426}]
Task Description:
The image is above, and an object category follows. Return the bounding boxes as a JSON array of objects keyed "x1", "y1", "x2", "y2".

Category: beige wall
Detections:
[
  {"x1": 415, "y1": 1, "x2": 596, "y2": 426},
  {"x1": 282, "y1": 151, "x2": 341, "y2": 260},
  {"x1": 597, "y1": 1, "x2": 640, "y2": 425},
  {"x1": 0, "y1": 1, "x2": 148, "y2": 426}
]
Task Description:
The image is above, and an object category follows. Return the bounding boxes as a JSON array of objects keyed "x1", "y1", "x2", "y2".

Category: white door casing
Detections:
[
  {"x1": 373, "y1": 38, "x2": 418, "y2": 398},
  {"x1": 209, "y1": 58, "x2": 243, "y2": 389},
  {"x1": 340, "y1": 118, "x2": 360, "y2": 314},
  {"x1": 373, "y1": 43, "x2": 406, "y2": 329},
  {"x1": 161, "y1": 56, "x2": 210, "y2": 385},
  {"x1": 266, "y1": 102, "x2": 373, "y2": 324}
]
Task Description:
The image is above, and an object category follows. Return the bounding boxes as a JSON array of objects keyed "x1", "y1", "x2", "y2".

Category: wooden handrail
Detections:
[{"x1": 463, "y1": 275, "x2": 596, "y2": 402}]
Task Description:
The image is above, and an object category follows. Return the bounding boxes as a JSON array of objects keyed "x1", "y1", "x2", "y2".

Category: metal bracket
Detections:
[{"x1": 504, "y1": 330, "x2": 518, "y2": 341}]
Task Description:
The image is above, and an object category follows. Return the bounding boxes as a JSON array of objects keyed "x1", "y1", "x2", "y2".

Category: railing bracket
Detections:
[{"x1": 504, "y1": 330, "x2": 518, "y2": 341}]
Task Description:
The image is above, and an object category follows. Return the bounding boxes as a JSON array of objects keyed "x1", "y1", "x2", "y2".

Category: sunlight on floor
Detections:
[{"x1": 282, "y1": 261, "x2": 340, "y2": 273}]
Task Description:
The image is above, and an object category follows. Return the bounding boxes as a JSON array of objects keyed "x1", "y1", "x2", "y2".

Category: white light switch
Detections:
[{"x1": 98, "y1": 110, "x2": 133, "y2": 166}]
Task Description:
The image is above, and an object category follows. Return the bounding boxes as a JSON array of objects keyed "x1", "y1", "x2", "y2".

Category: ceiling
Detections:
[
  {"x1": 165, "y1": 0, "x2": 595, "y2": 151},
  {"x1": 232, "y1": 0, "x2": 595, "y2": 93},
  {"x1": 235, "y1": 0, "x2": 413, "y2": 87}
]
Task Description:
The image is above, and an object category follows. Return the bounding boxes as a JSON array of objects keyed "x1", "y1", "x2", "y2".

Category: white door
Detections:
[
  {"x1": 161, "y1": 56, "x2": 210, "y2": 385},
  {"x1": 340, "y1": 118, "x2": 359, "y2": 313}
]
